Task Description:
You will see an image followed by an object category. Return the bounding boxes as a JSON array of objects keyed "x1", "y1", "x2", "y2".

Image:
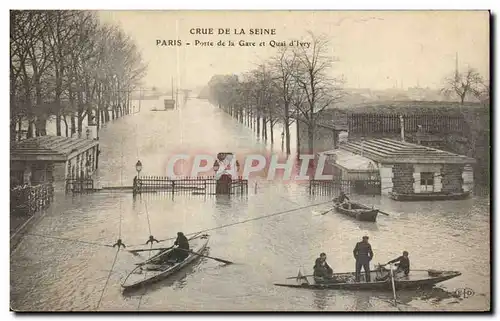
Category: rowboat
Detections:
[
  {"x1": 274, "y1": 268, "x2": 461, "y2": 291},
  {"x1": 389, "y1": 191, "x2": 471, "y2": 201},
  {"x1": 121, "y1": 234, "x2": 210, "y2": 290},
  {"x1": 334, "y1": 202, "x2": 378, "y2": 222}
]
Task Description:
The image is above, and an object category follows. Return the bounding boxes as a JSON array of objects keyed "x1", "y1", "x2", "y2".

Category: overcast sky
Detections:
[{"x1": 98, "y1": 10, "x2": 489, "y2": 91}]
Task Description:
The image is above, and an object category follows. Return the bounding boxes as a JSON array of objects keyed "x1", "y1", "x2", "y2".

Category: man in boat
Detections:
[
  {"x1": 353, "y1": 236, "x2": 374, "y2": 282},
  {"x1": 313, "y1": 253, "x2": 333, "y2": 280},
  {"x1": 170, "y1": 232, "x2": 190, "y2": 262},
  {"x1": 386, "y1": 251, "x2": 410, "y2": 276},
  {"x1": 335, "y1": 191, "x2": 351, "y2": 209}
]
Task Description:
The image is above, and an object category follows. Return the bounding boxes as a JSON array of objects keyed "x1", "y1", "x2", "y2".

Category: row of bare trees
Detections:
[
  {"x1": 207, "y1": 32, "x2": 345, "y2": 155},
  {"x1": 10, "y1": 10, "x2": 147, "y2": 141}
]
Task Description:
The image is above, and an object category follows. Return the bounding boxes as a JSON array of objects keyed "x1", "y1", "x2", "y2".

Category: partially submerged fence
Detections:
[
  {"x1": 133, "y1": 175, "x2": 248, "y2": 196},
  {"x1": 309, "y1": 179, "x2": 381, "y2": 196},
  {"x1": 65, "y1": 178, "x2": 95, "y2": 193},
  {"x1": 11, "y1": 182, "x2": 54, "y2": 216}
]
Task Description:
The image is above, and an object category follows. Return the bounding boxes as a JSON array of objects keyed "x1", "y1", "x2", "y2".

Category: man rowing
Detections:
[
  {"x1": 313, "y1": 252, "x2": 333, "y2": 280},
  {"x1": 353, "y1": 236, "x2": 374, "y2": 282},
  {"x1": 334, "y1": 191, "x2": 351, "y2": 209},
  {"x1": 171, "y1": 232, "x2": 190, "y2": 262},
  {"x1": 386, "y1": 251, "x2": 410, "y2": 276},
  {"x1": 338, "y1": 191, "x2": 350, "y2": 204}
]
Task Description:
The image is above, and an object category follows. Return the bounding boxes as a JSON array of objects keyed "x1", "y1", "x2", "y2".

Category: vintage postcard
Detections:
[{"x1": 9, "y1": 10, "x2": 490, "y2": 312}]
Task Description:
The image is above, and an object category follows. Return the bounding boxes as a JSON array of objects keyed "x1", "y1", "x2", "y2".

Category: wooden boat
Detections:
[
  {"x1": 274, "y1": 268, "x2": 461, "y2": 291},
  {"x1": 121, "y1": 234, "x2": 209, "y2": 290},
  {"x1": 389, "y1": 191, "x2": 471, "y2": 201},
  {"x1": 334, "y1": 202, "x2": 378, "y2": 222}
]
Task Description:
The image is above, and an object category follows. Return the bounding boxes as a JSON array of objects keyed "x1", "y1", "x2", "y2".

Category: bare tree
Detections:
[
  {"x1": 292, "y1": 31, "x2": 344, "y2": 154},
  {"x1": 269, "y1": 47, "x2": 298, "y2": 154},
  {"x1": 441, "y1": 67, "x2": 485, "y2": 105}
]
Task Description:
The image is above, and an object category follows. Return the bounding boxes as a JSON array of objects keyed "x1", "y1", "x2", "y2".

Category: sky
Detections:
[{"x1": 97, "y1": 10, "x2": 490, "y2": 91}]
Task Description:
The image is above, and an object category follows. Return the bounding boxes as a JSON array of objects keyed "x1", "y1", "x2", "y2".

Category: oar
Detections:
[
  {"x1": 378, "y1": 210, "x2": 391, "y2": 216},
  {"x1": 389, "y1": 263, "x2": 398, "y2": 307},
  {"x1": 129, "y1": 246, "x2": 173, "y2": 254},
  {"x1": 177, "y1": 248, "x2": 234, "y2": 265},
  {"x1": 286, "y1": 274, "x2": 314, "y2": 279},
  {"x1": 319, "y1": 207, "x2": 333, "y2": 215}
]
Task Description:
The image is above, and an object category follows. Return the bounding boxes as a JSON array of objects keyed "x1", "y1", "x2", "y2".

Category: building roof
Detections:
[
  {"x1": 318, "y1": 149, "x2": 379, "y2": 172},
  {"x1": 340, "y1": 138, "x2": 476, "y2": 164},
  {"x1": 11, "y1": 135, "x2": 98, "y2": 162}
]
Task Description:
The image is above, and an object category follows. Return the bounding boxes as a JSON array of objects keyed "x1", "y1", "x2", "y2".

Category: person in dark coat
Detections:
[
  {"x1": 338, "y1": 191, "x2": 350, "y2": 203},
  {"x1": 313, "y1": 253, "x2": 333, "y2": 279},
  {"x1": 172, "y1": 232, "x2": 190, "y2": 262},
  {"x1": 353, "y1": 236, "x2": 374, "y2": 282},
  {"x1": 386, "y1": 251, "x2": 410, "y2": 276}
]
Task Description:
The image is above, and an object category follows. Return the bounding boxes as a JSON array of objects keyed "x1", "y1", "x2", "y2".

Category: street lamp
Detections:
[{"x1": 136, "y1": 160, "x2": 143, "y2": 177}]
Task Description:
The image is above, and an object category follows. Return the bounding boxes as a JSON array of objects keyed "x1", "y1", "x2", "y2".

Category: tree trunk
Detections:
[
  {"x1": 307, "y1": 124, "x2": 314, "y2": 155},
  {"x1": 270, "y1": 120, "x2": 274, "y2": 144},
  {"x1": 56, "y1": 114, "x2": 62, "y2": 136},
  {"x1": 71, "y1": 116, "x2": 76, "y2": 136},
  {"x1": 285, "y1": 120, "x2": 291, "y2": 155},
  {"x1": 10, "y1": 118, "x2": 16, "y2": 142},
  {"x1": 17, "y1": 119, "x2": 23, "y2": 141},
  {"x1": 256, "y1": 114, "x2": 261, "y2": 137},
  {"x1": 63, "y1": 115, "x2": 69, "y2": 137},
  {"x1": 27, "y1": 120, "x2": 34, "y2": 138},
  {"x1": 262, "y1": 117, "x2": 267, "y2": 141},
  {"x1": 296, "y1": 120, "x2": 301, "y2": 158}
]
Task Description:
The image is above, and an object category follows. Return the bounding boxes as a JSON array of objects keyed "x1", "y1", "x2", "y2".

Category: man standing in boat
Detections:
[
  {"x1": 172, "y1": 232, "x2": 190, "y2": 262},
  {"x1": 353, "y1": 236, "x2": 374, "y2": 282},
  {"x1": 313, "y1": 253, "x2": 333, "y2": 280}
]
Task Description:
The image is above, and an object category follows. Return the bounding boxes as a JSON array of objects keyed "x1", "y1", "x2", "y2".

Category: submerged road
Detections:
[{"x1": 10, "y1": 98, "x2": 490, "y2": 311}]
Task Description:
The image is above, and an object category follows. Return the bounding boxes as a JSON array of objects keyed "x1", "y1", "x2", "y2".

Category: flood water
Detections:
[{"x1": 10, "y1": 98, "x2": 491, "y2": 311}]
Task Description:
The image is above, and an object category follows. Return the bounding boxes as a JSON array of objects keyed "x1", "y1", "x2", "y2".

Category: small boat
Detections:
[
  {"x1": 389, "y1": 191, "x2": 471, "y2": 201},
  {"x1": 121, "y1": 234, "x2": 210, "y2": 290},
  {"x1": 334, "y1": 202, "x2": 378, "y2": 222},
  {"x1": 274, "y1": 268, "x2": 461, "y2": 291}
]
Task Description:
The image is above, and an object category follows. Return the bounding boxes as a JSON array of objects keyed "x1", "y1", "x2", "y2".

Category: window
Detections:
[{"x1": 420, "y1": 172, "x2": 434, "y2": 192}]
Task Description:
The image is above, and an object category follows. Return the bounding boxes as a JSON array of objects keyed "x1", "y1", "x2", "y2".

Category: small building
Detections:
[
  {"x1": 10, "y1": 135, "x2": 99, "y2": 191},
  {"x1": 340, "y1": 138, "x2": 475, "y2": 199},
  {"x1": 316, "y1": 149, "x2": 380, "y2": 194}
]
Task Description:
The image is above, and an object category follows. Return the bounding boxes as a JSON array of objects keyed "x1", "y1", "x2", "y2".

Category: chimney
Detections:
[{"x1": 400, "y1": 115, "x2": 405, "y2": 142}]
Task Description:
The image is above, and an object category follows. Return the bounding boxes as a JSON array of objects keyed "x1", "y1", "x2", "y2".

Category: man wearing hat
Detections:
[{"x1": 353, "y1": 236, "x2": 374, "y2": 282}]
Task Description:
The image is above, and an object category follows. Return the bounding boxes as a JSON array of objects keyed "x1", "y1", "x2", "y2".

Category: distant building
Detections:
[{"x1": 340, "y1": 138, "x2": 475, "y2": 200}]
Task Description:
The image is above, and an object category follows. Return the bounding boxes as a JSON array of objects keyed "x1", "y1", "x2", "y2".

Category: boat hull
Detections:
[
  {"x1": 334, "y1": 202, "x2": 378, "y2": 222},
  {"x1": 121, "y1": 235, "x2": 209, "y2": 290},
  {"x1": 274, "y1": 269, "x2": 461, "y2": 291},
  {"x1": 389, "y1": 191, "x2": 471, "y2": 201}
]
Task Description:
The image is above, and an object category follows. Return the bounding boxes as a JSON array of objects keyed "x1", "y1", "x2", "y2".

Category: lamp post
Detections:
[{"x1": 136, "y1": 160, "x2": 142, "y2": 178}]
